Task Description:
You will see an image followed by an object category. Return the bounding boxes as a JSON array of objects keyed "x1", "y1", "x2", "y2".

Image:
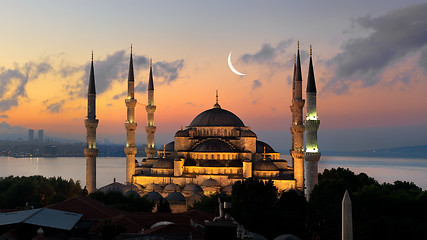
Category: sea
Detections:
[{"x1": 0, "y1": 155, "x2": 426, "y2": 190}]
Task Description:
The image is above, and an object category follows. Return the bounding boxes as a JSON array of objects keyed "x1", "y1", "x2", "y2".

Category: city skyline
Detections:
[{"x1": 0, "y1": 1, "x2": 427, "y2": 151}]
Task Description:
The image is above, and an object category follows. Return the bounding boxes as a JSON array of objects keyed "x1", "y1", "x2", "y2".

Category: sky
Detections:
[{"x1": 0, "y1": 0, "x2": 426, "y2": 152}]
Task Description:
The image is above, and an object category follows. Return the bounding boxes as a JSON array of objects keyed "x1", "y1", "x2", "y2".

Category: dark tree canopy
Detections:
[
  {"x1": 88, "y1": 191, "x2": 154, "y2": 212},
  {"x1": 0, "y1": 175, "x2": 83, "y2": 209}
]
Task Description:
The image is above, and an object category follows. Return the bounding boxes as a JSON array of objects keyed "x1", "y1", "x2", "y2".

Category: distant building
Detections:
[
  {"x1": 38, "y1": 130, "x2": 44, "y2": 143},
  {"x1": 28, "y1": 129, "x2": 34, "y2": 142}
]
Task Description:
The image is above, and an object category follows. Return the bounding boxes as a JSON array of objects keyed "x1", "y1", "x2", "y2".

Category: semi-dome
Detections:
[
  {"x1": 193, "y1": 139, "x2": 235, "y2": 152},
  {"x1": 256, "y1": 140, "x2": 276, "y2": 153},
  {"x1": 152, "y1": 158, "x2": 174, "y2": 169},
  {"x1": 164, "y1": 141, "x2": 175, "y2": 151},
  {"x1": 189, "y1": 107, "x2": 244, "y2": 127},
  {"x1": 253, "y1": 160, "x2": 279, "y2": 171}
]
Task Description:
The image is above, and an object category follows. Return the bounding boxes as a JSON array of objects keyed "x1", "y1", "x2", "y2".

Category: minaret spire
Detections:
[
  {"x1": 124, "y1": 45, "x2": 138, "y2": 184},
  {"x1": 84, "y1": 52, "x2": 99, "y2": 193},
  {"x1": 214, "y1": 90, "x2": 221, "y2": 108},
  {"x1": 304, "y1": 45, "x2": 321, "y2": 199},
  {"x1": 145, "y1": 58, "x2": 157, "y2": 158},
  {"x1": 290, "y1": 42, "x2": 305, "y2": 191}
]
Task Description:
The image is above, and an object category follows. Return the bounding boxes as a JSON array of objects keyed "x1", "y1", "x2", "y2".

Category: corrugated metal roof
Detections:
[{"x1": 0, "y1": 208, "x2": 82, "y2": 230}]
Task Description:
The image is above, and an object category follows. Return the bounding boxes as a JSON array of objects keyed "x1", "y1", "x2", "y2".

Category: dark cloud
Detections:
[
  {"x1": 113, "y1": 91, "x2": 127, "y2": 100},
  {"x1": 0, "y1": 115, "x2": 8, "y2": 118},
  {"x1": 45, "y1": 99, "x2": 65, "y2": 113},
  {"x1": 328, "y1": 3, "x2": 427, "y2": 93},
  {"x1": 252, "y1": 79, "x2": 262, "y2": 90},
  {"x1": 239, "y1": 39, "x2": 293, "y2": 66},
  {"x1": 0, "y1": 62, "x2": 52, "y2": 111}
]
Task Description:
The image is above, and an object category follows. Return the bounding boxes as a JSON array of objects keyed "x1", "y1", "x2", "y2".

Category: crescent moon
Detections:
[{"x1": 228, "y1": 52, "x2": 246, "y2": 76}]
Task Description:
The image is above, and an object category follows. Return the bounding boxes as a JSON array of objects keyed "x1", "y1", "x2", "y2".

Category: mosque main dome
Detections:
[{"x1": 189, "y1": 105, "x2": 245, "y2": 127}]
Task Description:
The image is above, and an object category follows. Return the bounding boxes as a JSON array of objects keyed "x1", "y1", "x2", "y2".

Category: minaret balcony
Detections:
[
  {"x1": 125, "y1": 99, "x2": 137, "y2": 108},
  {"x1": 84, "y1": 148, "x2": 99, "y2": 158},
  {"x1": 125, "y1": 122, "x2": 137, "y2": 131},
  {"x1": 146, "y1": 105, "x2": 156, "y2": 112},
  {"x1": 304, "y1": 151, "x2": 321, "y2": 162}
]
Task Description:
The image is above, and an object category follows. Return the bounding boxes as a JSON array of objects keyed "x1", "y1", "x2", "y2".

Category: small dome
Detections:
[
  {"x1": 221, "y1": 185, "x2": 233, "y2": 194},
  {"x1": 144, "y1": 183, "x2": 162, "y2": 192},
  {"x1": 253, "y1": 160, "x2": 279, "y2": 171},
  {"x1": 152, "y1": 158, "x2": 174, "y2": 169},
  {"x1": 201, "y1": 178, "x2": 221, "y2": 188},
  {"x1": 166, "y1": 192, "x2": 186, "y2": 202},
  {"x1": 256, "y1": 141, "x2": 276, "y2": 153},
  {"x1": 189, "y1": 107, "x2": 245, "y2": 127},
  {"x1": 193, "y1": 139, "x2": 235, "y2": 152},
  {"x1": 182, "y1": 183, "x2": 203, "y2": 194},
  {"x1": 175, "y1": 129, "x2": 190, "y2": 137},
  {"x1": 145, "y1": 191, "x2": 163, "y2": 201},
  {"x1": 163, "y1": 183, "x2": 181, "y2": 193}
]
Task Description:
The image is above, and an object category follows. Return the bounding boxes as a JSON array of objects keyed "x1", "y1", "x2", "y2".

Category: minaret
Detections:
[
  {"x1": 145, "y1": 59, "x2": 157, "y2": 158},
  {"x1": 124, "y1": 46, "x2": 138, "y2": 185},
  {"x1": 84, "y1": 52, "x2": 99, "y2": 193},
  {"x1": 290, "y1": 42, "x2": 305, "y2": 191},
  {"x1": 304, "y1": 46, "x2": 321, "y2": 199},
  {"x1": 342, "y1": 190, "x2": 353, "y2": 240}
]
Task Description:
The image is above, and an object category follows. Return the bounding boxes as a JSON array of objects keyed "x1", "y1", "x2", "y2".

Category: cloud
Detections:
[
  {"x1": 66, "y1": 50, "x2": 184, "y2": 98},
  {"x1": 45, "y1": 99, "x2": 65, "y2": 113},
  {"x1": 0, "y1": 61, "x2": 52, "y2": 111},
  {"x1": 328, "y1": 3, "x2": 427, "y2": 93},
  {"x1": 154, "y1": 60, "x2": 184, "y2": 84},
  {"x1": 239, "y1": 39, "x2": 293, "y2": 67},
  {"x1": 134, "y1": 81, "x2": 147, "y2": 93},
  {"x1": 418, "y1": 47, "x2": 427, "y2": 74},
  {"x1": 252, "y1": 79, "x2": 262, "y2": 90},
  {"x1": 0, "y1": 115, "x2": 8, "y2": 118}
]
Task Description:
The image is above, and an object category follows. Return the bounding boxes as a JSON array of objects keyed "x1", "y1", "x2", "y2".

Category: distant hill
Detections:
[{"x1": 324, "y1": 145, "x2": 427, "y2": 158}]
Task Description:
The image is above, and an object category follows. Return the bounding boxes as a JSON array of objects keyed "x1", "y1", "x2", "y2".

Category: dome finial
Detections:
[
  {"x1": 263, "y1": 146, "x2": 266, "y2": 161},
  {"x1": 214, "y1": 90, "x2": 221, "y2": 108},
  {"x1": 163, "y1": 145, "x2": 166, "y2": 158}
]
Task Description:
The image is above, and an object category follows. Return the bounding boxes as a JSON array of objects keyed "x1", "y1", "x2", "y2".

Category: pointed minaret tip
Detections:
[
  {"x1": 148, "y1": 58, "x2": 154, "y2": 91},
  {"x1": 131, "y1": 44, "x2": 133, "y2": 54},
  {"x1": 310, "y1": 45, "x2": 312, "y2": 57},
  {"x1": 297, "y1": 41, "x2": 299, "y2": 50},
  {"x1": 88, "y1": 51, "x2": 96, "y2": 95}
]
